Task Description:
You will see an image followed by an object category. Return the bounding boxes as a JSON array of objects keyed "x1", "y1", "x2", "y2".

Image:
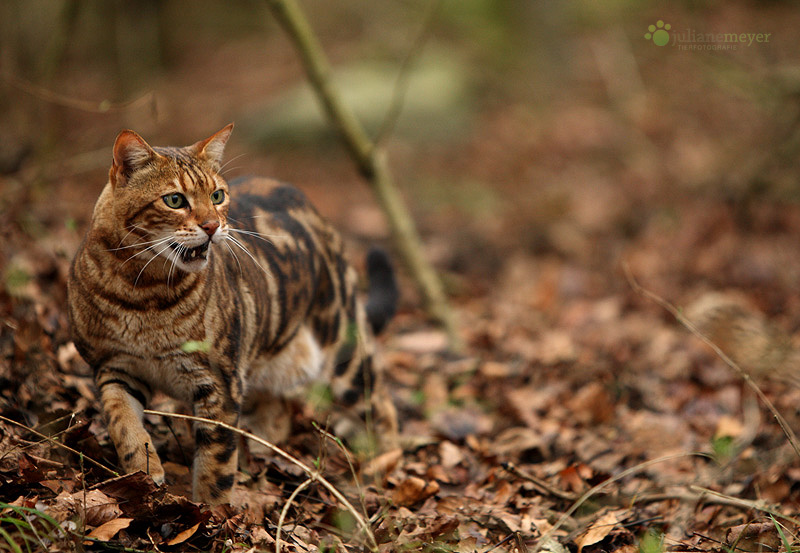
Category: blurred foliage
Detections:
[{"x1": 1, "y1": 0, "x2": 800, "y2": 205}]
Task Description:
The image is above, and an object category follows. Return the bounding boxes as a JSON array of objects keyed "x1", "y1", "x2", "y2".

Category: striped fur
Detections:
[{"x1": 67, "y1": 125, "x2": 398, "y2": 504}]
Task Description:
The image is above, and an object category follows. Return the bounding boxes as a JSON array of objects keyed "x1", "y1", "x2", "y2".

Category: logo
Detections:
[
  {"x1": 644, "y1": 20, "x2": 671, "y2": 46},
  {"x1": 644, "y1": 18, "x2": 772, "y2": 51}
]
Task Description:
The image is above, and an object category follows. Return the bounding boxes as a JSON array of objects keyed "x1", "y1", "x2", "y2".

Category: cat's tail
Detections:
[{"x1": 365, "y1": 248, "x2": 399, "y2": 335}]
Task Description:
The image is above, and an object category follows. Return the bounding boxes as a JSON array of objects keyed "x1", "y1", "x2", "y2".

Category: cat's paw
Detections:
[{"x1": 118, "y1": 439, "x2": 165, "y2": 485}]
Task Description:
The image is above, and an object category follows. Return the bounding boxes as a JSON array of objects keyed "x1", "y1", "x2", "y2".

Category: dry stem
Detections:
[
  {"x1": 263, "y1": 0, "x2": 461, "y2": 349},
  {"x1": 533, "y1": 452, "x2": 710, "y2": 552},
  {"x1": 143, "y1": 409, "x2": 379, "y2": 553},
  {"x1": 0, "y1": 414, "x2": 118, "y2": 477},
  {"x1": 622, "y1": 263, "x2": 800, "y2": 458}
]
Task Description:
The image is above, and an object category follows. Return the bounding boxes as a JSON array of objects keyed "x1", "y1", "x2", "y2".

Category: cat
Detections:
[{"x1": 67, "y1": 124, "x2": 399, "y2": 504}]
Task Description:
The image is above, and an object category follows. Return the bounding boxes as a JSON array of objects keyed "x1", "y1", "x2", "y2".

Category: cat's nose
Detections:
[{"x1": 200, "y1": 220, "x2": 220, "y2": 237}]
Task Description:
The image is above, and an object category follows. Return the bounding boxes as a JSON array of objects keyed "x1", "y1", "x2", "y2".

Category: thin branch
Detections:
[
  {"x1": 0, "y1": 414, "x2": 118, "y2": 477},
  {"x1": 143, "y1": 409, "x2": 378, "y2": 553},
  {"x1": 374, "y1": 0, "x2": 443, "y2": 145},
  {"x1": 501, "y1": 462, "x2": 578, "y2": 502},
  {"x1": 622, "y1": 262, "x2": 800, "y2": 459},
  {"x1": 533, "y1": 452, "x2": 711, "y2": 553},
  {"x1": 276, "y1": 477, "x2": 314, "y2": 553},
  {"x1": 264, "y1": 0, "x2": 461, "y2": 349},
  {"x1": 688, "y1": 486, "x2": 800, "y2": 527},
  {"x1": 1, "y1": 71, "x2": 157, "y2": 114}
]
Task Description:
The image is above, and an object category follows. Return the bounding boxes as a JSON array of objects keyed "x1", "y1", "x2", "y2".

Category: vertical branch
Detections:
[{"x1": 264, "y1": 0, "x2": 461, "y2": 349}]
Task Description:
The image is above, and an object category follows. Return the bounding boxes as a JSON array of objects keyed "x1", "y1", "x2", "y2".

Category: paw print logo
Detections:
[{"x1": 645, "y1": 20, "x2": 671, "y2": 46}]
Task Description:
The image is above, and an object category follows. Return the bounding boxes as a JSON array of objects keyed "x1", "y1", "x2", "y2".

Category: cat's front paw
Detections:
[{"x1": 119, "y1": 440, "x2": 165, "y2": 485}]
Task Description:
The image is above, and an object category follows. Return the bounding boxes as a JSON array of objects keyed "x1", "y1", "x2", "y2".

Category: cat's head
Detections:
[{"x1": 108, "y1": 124, "x2": 234, "y2": 273}]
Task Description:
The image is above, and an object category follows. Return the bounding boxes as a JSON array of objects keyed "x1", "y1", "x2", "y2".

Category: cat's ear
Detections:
[
  {"x1": 112, "y1": 130, "x2": 159, "y2": 187},
  {"x1": 191, "y1": 123, "x2": 234, "y2": 171}
]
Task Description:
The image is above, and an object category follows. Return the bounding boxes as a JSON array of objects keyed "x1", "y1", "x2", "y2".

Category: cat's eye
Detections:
[
  {"x1": 210, "y1": 190, "x2": 225, "y2": 205},
  {"x1": 163, "y1": 193, "x2": 187, "y2": 209}
]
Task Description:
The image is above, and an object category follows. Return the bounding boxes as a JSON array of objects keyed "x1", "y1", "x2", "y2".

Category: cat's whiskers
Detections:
[
  {"x1": 166, "y1": 243, "x2": 182, "y2": 289},
  {"x1": 110, "y1": 224, "x2": 156, "y2": 251},
  {"x1": 134, "y1": 240, "x2": 175, "y2": 288},
  {"x1": 223, "y1": 240, "x2": 244, "y2": 277},
  {"x1": 120, "y1": 237, "x2": 173, "y2": 268},
  {"x1": 112, "y1": 226, "x2": 142, "y2": 251},
  {"x1": 227, "y1": 235, "x2": 271, "y2": 278},
  {"x1": 219, "y1": 153, "x2": 246, "y2": 175},
  {"x1": 228, "y1": 227, "x2": 278, "y2": 244},
  {"x1": 109, "y1": 235, "x2": 171, "y2": 253}
]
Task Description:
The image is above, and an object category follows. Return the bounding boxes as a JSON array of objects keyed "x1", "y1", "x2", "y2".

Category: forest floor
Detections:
[{"x1": 3, "y1": 3, "x2": 800, "y2": 552}]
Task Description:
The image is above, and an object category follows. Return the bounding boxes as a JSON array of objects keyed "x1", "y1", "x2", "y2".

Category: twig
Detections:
[
  {"x1": 622, "y1": 263, "x2": 800, "y2": 459},
  {"x1": 311, "y1": 422, "x2": 370, "y2": 516},
  {"x1": 533, "y1": 452, "x2": 711, "y2": 553},
  {"x1": 501, "y1": 462, "x2": 578, "y2": 502},
  {"x1": 263, "y1": 0, "x2": 461, "y2": 350},
  {"x1": 0, "y1": 414, "x2": 118, "y2": 477},
  {"x1": 688, "y1": 486, "x2": 800, "y2": 527},
  {"x1": 0, "y1": 71, "x2": 157, "y2": 114},
  {"x1": 143, "y1": 409, "x2": 379, "y2": 553},
  {"x1": 275, "y1": 477, "x2": 314, "y2": 553},
  {"x1": 374, "y1": 0, "x2": 443, "y2": 145}
]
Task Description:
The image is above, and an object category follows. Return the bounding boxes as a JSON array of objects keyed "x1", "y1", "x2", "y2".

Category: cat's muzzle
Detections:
[{"x1": 170, "y1": 241, "x2": 210, "y2": 264}]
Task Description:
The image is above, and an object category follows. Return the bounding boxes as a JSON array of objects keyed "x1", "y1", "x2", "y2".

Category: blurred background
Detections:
[{"x1": 2, "y1": 0, "x2": 800, "y2": 324}]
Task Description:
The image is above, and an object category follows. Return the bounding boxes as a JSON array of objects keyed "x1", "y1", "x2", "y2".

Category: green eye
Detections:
[
  {"x1": 210, "y1": 189, "x2": 225, "y2": 205},
  {"x1": 163, "y1": 193, "x2": 187, "y2": 209}
]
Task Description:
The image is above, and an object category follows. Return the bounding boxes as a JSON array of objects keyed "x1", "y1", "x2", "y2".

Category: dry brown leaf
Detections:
[
  {"x1": 393, "y1": 331, "x2": 448, "y2": 353},
  {"x1": 577, "y1": 511, "x2": 620, "y2": 552},
  {"x1": 567, "y1": 382, "x2": 614, "y2": 424},
  {"x1": 362, "y1": 448, "x2": 403, "y2": 478},
  {"x1": 439, "y1": 440, "x2": 465, "y2": 468},
  {"x1": 726, "y1": 522, "x2": 781, "y2": 552},
  {"x1": 493, "y1": 426, "x2": 547, "y2": 457},
  {"x1": 85, "y1": 517, "x2": 133, "y2": 542},
  {"x1": 422, "y1": 372, "x2": 449, "y2": 414},
  {"x1": 558, "y1": 465, "x2": 586, "y2": 493},
  {"x1": 392, "y1": 476, "x2": 440, "y2": 507},
  {"x1": 48, "y1": 489, "x2": 122, "y2": 526},
  {"x1": 714, "y1": 415, "x2": 744, "y2": 439},
  {"x1": 167, "y1": 522, "x2": 201, "y2": 546}
]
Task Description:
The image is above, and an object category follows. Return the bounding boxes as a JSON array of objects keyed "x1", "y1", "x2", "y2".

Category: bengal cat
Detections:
[{"x1": 67, "y1": 124, "x2": 399, "y2": 504}]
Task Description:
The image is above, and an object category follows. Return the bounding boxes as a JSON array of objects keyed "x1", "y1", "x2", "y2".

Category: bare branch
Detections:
[{"x1": 264, "y1": 0, "x2": 461, "y2": 349}]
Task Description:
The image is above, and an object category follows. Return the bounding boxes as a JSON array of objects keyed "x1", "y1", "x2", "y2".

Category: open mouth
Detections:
[{"x1": 170, "y1": 241, "x2": 210, "y2": 264}]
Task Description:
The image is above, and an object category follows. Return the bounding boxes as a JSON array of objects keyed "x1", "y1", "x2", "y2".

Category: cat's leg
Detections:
[
  {"x1": 329, "y1": 347, "x2": 399, "y2": 452},
  {"x1": 327, "y1": 310, "x2": 399, "y2": 451},
  {"x1": 189, "y1": 369, "x2": 242, "y2": 505},
  {"x1": 96, "y1": 367, "x2": 164, "y2": 484},
  {"x1": 240, "y1": 326, "x2": 322, "y2": 454},
  {"x1": 241, "y1": 392, "x2": 292, "y2": 455}
]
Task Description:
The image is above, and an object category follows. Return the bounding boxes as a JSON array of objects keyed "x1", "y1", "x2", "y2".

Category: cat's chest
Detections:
[{"x1": 115, "y1": 305, "x2": 205, "y2": 353}]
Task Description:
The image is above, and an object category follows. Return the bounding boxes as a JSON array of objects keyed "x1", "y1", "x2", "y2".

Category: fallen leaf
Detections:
[
  {"x1": 567, "y1": 382, "x2": 614, "y2": 424},
  {"x1": 726, "y1": 522, "x2": 781, "y2": 552},
  {"x1": 714, "y1": 415, "x2": 743, "y2": 439},
  {"x1": 492, "y1": 426, "x2": 546, "y2": 456},
  {"x1": 392, "y1": 476, "x2": 439, "y2": 507},
  {"x1": 48, "y1": 489, "x2": 122, "y2": 526},
  {"x1": 577, "y1": 511, "x2": 620, "y2": 552},
  {"x1": 167, "y1": 522, "x2": 200, "y2": 545},
  {"x1": 86, "y1": 517, "x2": 133, "y2": 542},
  {"x1": 558, "y1": 465, "x2": 586, "y2": 494},
  {"x1": 439, "y1": 440, "x2": 465, "y2": 468},
  {"x1": 431, "y1": 406, "x2": 493, "y2": 440},
  {"x1": 393, "y1": 330, "x2": 448, "y2": 353},
  {"x1": 362, "y1": 448, "x2": 403, "y2": 478}
]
